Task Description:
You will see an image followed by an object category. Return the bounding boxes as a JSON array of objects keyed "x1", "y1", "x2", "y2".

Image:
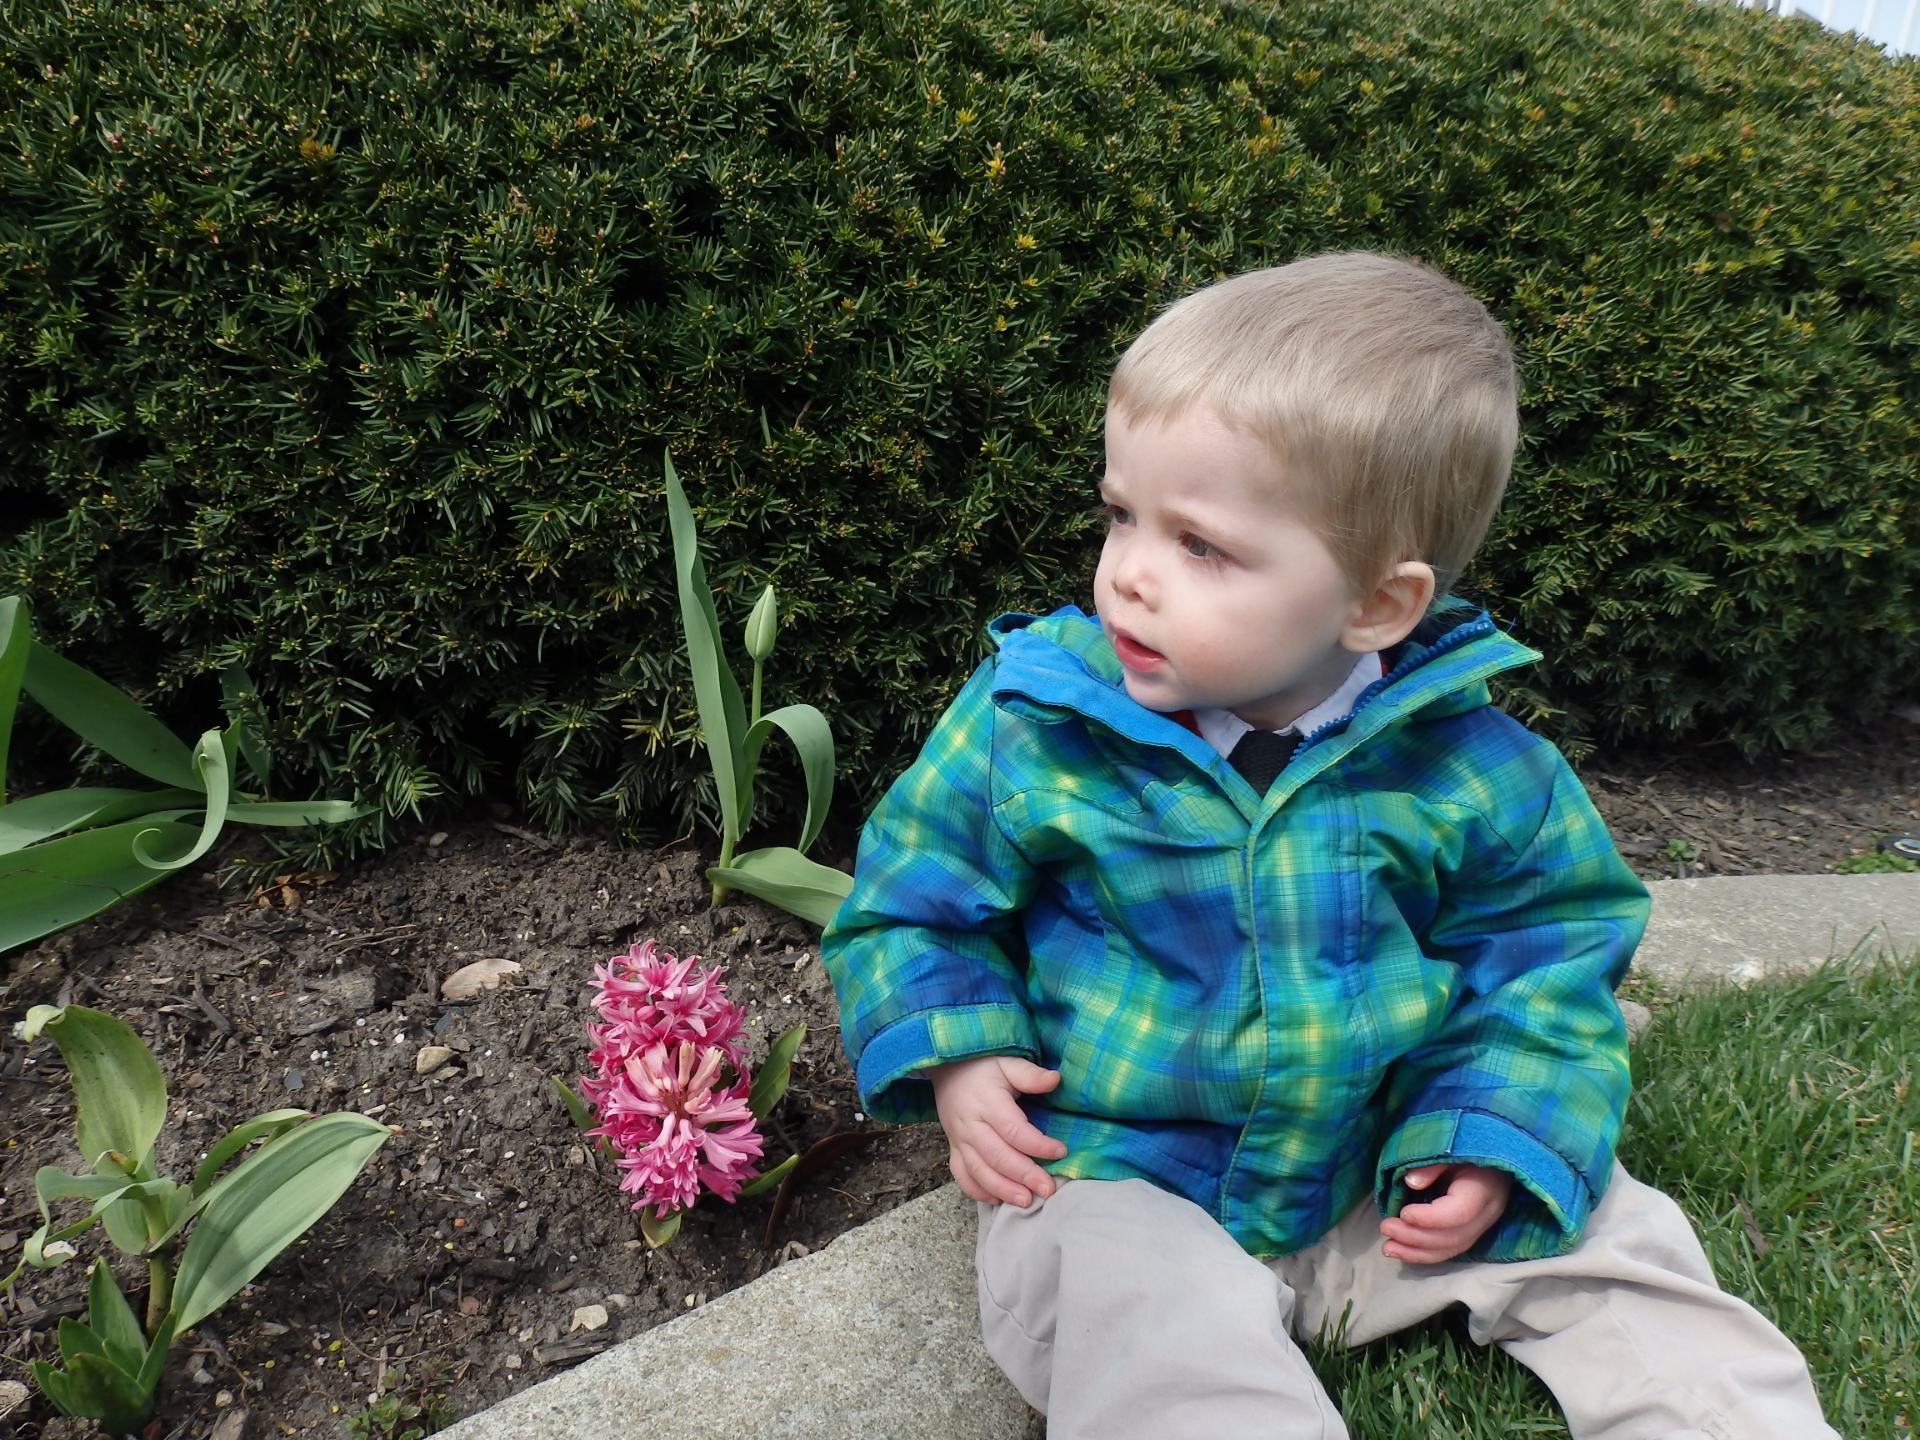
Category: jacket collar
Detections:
[{"x1": 987, "y1": 604, "x2": 1540, "y2": 780}]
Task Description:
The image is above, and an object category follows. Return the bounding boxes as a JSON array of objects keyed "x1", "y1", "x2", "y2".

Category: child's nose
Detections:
[{"x1": 1107, "y1": 541, "x2": 1156, "y2": 605}]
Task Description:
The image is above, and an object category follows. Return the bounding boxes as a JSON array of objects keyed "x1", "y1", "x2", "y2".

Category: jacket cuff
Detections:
[
  {"x1": 1377, "y1": 1109, "x2": 1598, "y2": 1261},
  {"x1": 855, "y1": 1003, "x2": 1041, "y2": 1124}
]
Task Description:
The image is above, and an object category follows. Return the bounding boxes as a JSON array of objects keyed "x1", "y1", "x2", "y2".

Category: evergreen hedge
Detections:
[{"x1": 2, "y1": 0, "x2": 1914, "y2": 839}]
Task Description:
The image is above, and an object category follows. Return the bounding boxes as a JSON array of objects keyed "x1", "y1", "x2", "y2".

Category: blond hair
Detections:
[{"x1": 1108, "y1": 252, "x2": 1518, "y2": 598}]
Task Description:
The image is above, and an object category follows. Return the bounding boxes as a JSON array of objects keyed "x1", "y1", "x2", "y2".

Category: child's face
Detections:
[{"x1": 1093, "y1": 406, "x2": 1371, "y2": 731}]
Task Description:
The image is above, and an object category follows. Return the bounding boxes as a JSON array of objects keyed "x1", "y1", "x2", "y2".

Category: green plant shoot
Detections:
[
  {"x1": 4, "y1": 1004, "x2": 393, "y2": 1435},
  {"x1": 0, "y1": 595, "x2": 371, "y2": 953},
  {"x1": 660, "y1": 456, "x2": 852, "y2": 925}
]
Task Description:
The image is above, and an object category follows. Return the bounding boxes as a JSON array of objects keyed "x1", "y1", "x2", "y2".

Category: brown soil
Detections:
[{"x1": 2, "y1": 717, "x2": 1915, "y2": 1440}]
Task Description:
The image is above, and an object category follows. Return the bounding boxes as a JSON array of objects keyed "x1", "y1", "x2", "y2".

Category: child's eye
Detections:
[
  {"x1": 1098, "y1": 501, "x2": 1132, "y2": 527},
  {"x1": 1181, "y1": 532, "x2": 1222, "y2": 560}
]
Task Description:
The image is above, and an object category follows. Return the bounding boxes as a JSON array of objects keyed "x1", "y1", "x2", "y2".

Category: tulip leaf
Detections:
[
  {"x1": 0, "y1": 595, "x2": 27, "y2": 796},
  {"x1": 221, "y1": 798, "x2": 371, "y2": 827},
  {"x1": 664, "y1": 453, "x2": 748, "y2": 846},
  {"x1": 130, "y1": 732, "x2": 229, "y2": 870},
  {"x1": 708, "y1": 848, "x2": 853, "y2": 928},
  {"x1": 22, "y1": 640, "x2": 200, "y2": 790},
  {"x1": 169, "y1": 1112, "x2": 391, "y2": 1332},
  {"x1": 190, "y1": 1110, "x2": 313, "y2": 1198},
  {"x1": 740, "y1": 704, "x2": 836, "y2": 855},
  {"x1": 0, "y1": 819, "x2": 202, "y2": 953},
  {"x1": 748, "y1": 1023, "x2": 806, "y2": 1121},
  {"x1": 23, "y1": 1007, "x2": 166, "y2": 1173},
  {"x1": 0, "y1": 787, "x2": 203, "y2": 855},
  {"x1": 219, "y1": 663, "x2": 274, "y2": 792},
  {"x1": 14, "y1": 1167, "x2": 129, "y2": 1276}
]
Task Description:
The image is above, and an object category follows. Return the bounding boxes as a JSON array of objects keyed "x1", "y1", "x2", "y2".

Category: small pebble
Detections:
[
  {"x1": 570, "y1": 1304, "x2": 609, "y2": 1332},
  {"x1": 1620, "y1": 999, "x2": 1654, "y2": 1042},
  {"x1": 283, "y1": 1069, "x2": 305, "y2": 1092},
  {"x1": 415, "y1": 1045, "x2": 455, "y2": 1074},
  {"x1": 429, "y1": 831, "x2": 449, "y2": 847},
  {"x1": 214, "y1": 1389, "x2": 234, "y2": 1408}
]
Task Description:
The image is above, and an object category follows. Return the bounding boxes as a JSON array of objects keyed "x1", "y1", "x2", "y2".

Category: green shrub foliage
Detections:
[{"x1": 2, "y1": 0, "x2": 1914, "y2": 836}]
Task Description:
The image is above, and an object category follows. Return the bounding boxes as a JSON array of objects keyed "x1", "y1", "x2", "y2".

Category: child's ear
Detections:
[{"x1": 1343, "y1": 561, "x2": 1435, "y2": 652}]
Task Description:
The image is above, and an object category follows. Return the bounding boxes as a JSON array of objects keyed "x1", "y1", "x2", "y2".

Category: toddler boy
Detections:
[{"x1": 821, "y1": 253, "x2": 1836, "y2": 1439}]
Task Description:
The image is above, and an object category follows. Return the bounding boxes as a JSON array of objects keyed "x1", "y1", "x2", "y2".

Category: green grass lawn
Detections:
[{"x1": 1309, "y1": 956, "x2": 1918, "y2": 1438}]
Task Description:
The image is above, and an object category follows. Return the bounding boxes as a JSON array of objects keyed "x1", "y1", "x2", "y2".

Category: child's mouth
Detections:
[{"x1": 1111, "y1": 630, "x2": 1166, "y2": 670}]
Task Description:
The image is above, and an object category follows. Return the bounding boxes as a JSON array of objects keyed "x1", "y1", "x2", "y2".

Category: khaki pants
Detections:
[{"x1": 975, "y1": 1167, "x2": 1838, "y2": 1440}]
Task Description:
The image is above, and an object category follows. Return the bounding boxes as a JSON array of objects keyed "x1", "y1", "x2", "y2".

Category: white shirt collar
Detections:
[{"x1": 1193, "y1": 652, "x2": 1384, "y2": 759}]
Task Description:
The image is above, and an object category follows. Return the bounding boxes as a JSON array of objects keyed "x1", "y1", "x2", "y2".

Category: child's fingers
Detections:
[
  {"x1": 995, "y1": 1108, "x2": 1069, "y2": 1161},
  {"x1": 1400, "y1": 1163, "x2": 1451, "y2": 1191},
  {"x1": 953, "y1": 1131, "x2": 1053, "y2": 1206},
  {"x1": 1001, "y1": 1059, "x2": 1063, "y2": 1095}
]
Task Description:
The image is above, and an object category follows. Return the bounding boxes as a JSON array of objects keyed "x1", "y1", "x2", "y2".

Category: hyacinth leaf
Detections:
[
  {"x1": 57, "y1": 1314, "x2": 109, "y2": 1367},
  {"x1": 130, "y1": 732, "x2": 229, "y2": 871},
  {"x1": 549, "y1": 1076, "x2": 596, "y2": 1133},
  {"x1": 0, "y1": 595, "x2": 27, "y2": 797},
  {"x1": 663, "y1": 453, "x2": 748, "y2": 846},
  {"x1": 22, "y1": 640, "x2": 200, "y2": 791},
  {"x1": 748, "y1": 1023, "x2": 806, "y2": 1121},
  {"x1": 739, "y1": 704, "x2": 836, "y2": 855},
  {"x1": 134, "y1": 1313, "x2": 177, "y2": 1399},
  {"x1": 29, "y1": 1359, "x2": 74, "y2": 1418},
  {"x1": 87, "y1": 1257, "x2": 146, "y2": 1376},
  {"x1": 169, "y1": 1112, "x2": 391, "y2": 1332},
  {"x1": 41, "y1": 1344, "x2": 155, "y2": 1435},
  {"x1": 736, "y1": 1153, "x2": 799, "y2": 1199},
  {"x1": 189, "y1": 1109, "x2": 311, "y2": 1199},
  {"x1": 639, "y1": 1208, "x2": 682, "y2": 1248},
  {"x1": 0, "y1": 787, "x2": 203, "y2": 856},
  {"x1": 23, "y1": 1006, "x2": 166, "y2": 1174},
  {"x1": 218, "y1": 663, "x2": 274, "y2": 792},
  {"x1": 708, "y1": 847, "x2": 853, "y2": 929}
]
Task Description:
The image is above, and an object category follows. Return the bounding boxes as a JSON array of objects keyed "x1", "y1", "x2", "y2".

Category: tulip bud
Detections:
[{"x1": 744, "y1": 584, "x2": 778, "y2": 662}]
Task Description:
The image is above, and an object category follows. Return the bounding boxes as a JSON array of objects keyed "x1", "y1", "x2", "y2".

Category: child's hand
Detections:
[
  {"x1": 1378, "y1": 1163, "x2": 1513, "y2": 1264},
  {"x1": 926, "y1": 1055, "x2": 1069, "y2": 1207}
]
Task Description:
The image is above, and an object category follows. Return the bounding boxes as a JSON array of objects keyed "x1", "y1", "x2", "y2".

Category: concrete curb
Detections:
[
  {"x1": 440, "y1": 874, "x2": 1918, "y2": 1440},
  {"x1": 437, "y1": 1184, "x2": 1033, "y2": 1440}
]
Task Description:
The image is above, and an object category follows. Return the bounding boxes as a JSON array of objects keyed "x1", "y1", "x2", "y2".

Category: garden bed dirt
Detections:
[{"x1": 2, "y1": 715, "x2": 1916, "y2": 1440}]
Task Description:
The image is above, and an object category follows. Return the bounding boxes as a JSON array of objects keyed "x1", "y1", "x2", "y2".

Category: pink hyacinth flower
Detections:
[
  {"x1": 578, "y1": 941, "x2": 767, "y2": 1220},
  {"x1": 596, "y1": 1040, "x2": 765, "y2": 1218},
  {"x1": 586, "y1": 940, "x2": 747, "y2": 1066}
]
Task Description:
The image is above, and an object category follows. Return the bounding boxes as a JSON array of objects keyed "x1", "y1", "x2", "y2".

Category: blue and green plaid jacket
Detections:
[{"x1": 822, "y1": 605, "x2": 1648, "y2": 1261}]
